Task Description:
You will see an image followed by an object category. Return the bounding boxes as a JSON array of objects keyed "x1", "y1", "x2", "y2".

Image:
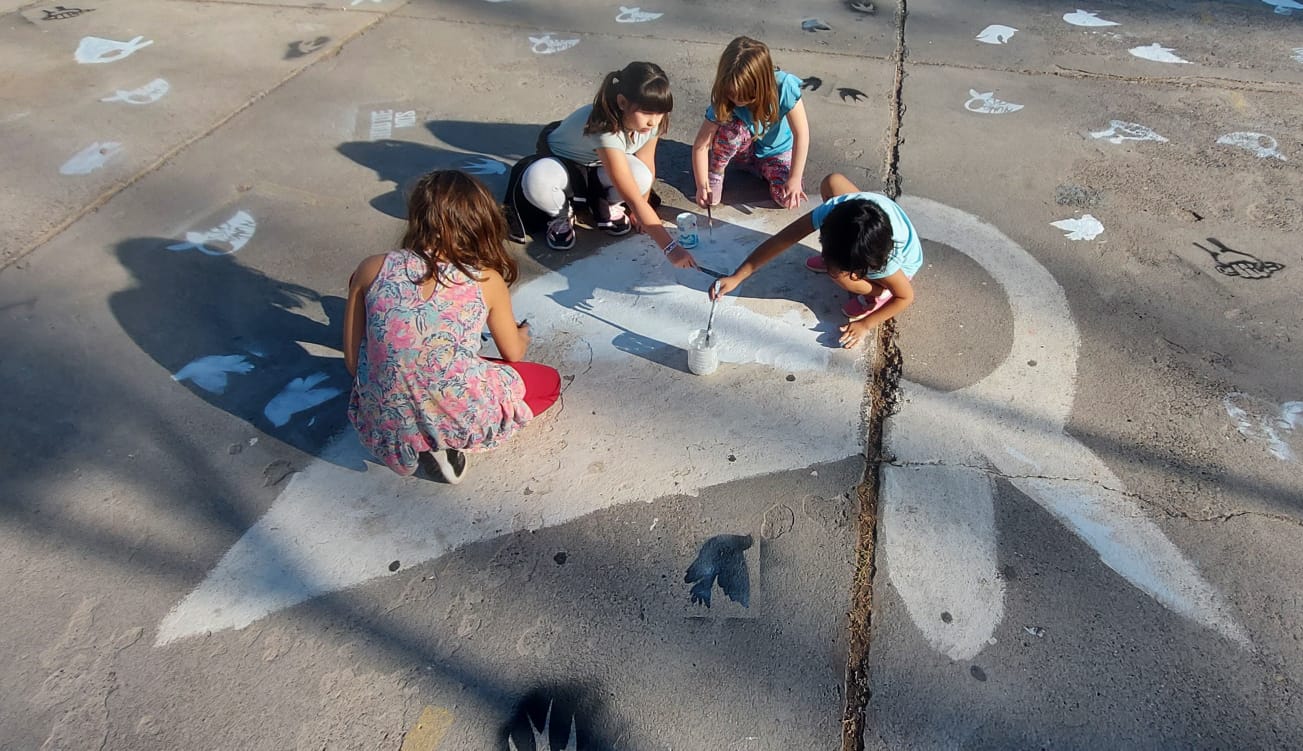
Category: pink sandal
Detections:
[
  {"x1": 805, "y1": 255, "x2": 827, "y2": 273},
  {"x1": 842, "y1": 291, "x2": 893, "y2": 321}
]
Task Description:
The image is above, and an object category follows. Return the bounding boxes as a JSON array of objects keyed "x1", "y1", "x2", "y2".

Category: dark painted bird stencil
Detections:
[{"x1": 684, "y1": 534, "x2": 752, "y2": 608}]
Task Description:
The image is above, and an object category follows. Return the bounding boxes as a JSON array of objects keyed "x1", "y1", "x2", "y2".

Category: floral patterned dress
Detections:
[{"x1": 348, "y1": 251, "x2": 532, "y2": 475}]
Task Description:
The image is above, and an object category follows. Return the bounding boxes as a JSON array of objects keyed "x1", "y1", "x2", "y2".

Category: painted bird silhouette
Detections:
[
  {"x1": 837, "y1": 87, "x2": 867, "y2": 103},
  {"x1": 685, "y1": 534, "x2": 752, "y2": 607},
  {"x1": 800, "y1": 76, "x2": 823, "y2": 92}
]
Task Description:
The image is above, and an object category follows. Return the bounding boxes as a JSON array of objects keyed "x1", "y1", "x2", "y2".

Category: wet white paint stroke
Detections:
[
  {"x1": 1263, "y1": 0, "x2": 1303, "y2": 15},
  {"x1": 880, "y1": 196, "x2": 1248, "y2": 662},
  {"x1": 153, "y1": 213, "x2": 864, "y2": 644},
  {"x1": 1129, "y1": 43, "x2": 1191, "y2": 64},
  {"x1": 1090, "y1": 120, "x2": 1168, "y2": 145},
  {"x1": 975, "y1": 24, "x2": 1017, "y2": 45},
  {"x1": 264, "y1": 373, "x2": 343, "y2": 428},
  {"x1": 167, "y1": 211, "x2": 257, "y2": 255},
  {"x1": 1224, "y1": 393, "x2": 1303, "y2": 462},
  {"x1": 1051, "y1": 214, "x2": 1104, "y2": 241},
  {"x1": 172, "y1": 355, "x2": 254, "y2": 395},
  {"x1": 530, "y1": 34, "x2": 579, "y2": 55},
  {"x1": 461, "y1": 156, "x2": 507, "y2": 175},
  {"x1": 1216, "y1": 132, "x2": 1287, "y2": 161},
  {"x1": 101, "y1": 78, "x2": 170, "y2": 105},
  {"x1": 615, "y1": 6, "x2": 662, "y2": 23},
  {"x1": 1063, "y1": 9, "x2": 1118, "y2": 27},
  {"x1": 964, "y1": 90, "x2": 1024, "y2": 114},
  {"x1": 75, "y1": 36, "x2": 153, "y2": 64},
  {"x1": 60, "y1": 142, "x2": 122, "y2": 175}
]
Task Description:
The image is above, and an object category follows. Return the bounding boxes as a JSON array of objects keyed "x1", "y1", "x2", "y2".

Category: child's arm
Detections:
[
  {"x1": 779, "y1": 100, "x2": 810, "y2": 209},
  {"x1": 838, "y1": 270, "x2": 915, "y2": 348},
  {"x1": 709, "y1": 211, "x2": 816, "y2": 299},
  {"x1": 690, "y1": 119, "x2": 720, "y2": 207},
  {"x1": 598, "y1": 144, "x2": 697, "y2": 269},
  {"x1": 343, "y1": 254, "x2": 386, "y2": 377},
  {"x1": 479, "y1": 269, "x2": 531, "y2": 362}
]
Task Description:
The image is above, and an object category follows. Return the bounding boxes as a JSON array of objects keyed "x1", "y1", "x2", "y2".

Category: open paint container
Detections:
[{"x1": 687, "y1": 329, "x2": 720, "y2": 376}]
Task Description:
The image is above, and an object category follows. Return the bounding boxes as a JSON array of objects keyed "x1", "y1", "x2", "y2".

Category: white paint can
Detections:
[
  {"x1": 676, "y1": 212, "x2": 700, "y2": 249},
  {"x1": 687, "y1": 329, "x2": 719, "y2": 375}
]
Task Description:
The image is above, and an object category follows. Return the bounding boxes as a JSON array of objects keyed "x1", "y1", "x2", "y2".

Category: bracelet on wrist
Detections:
[{"x1": 662, "y1": 239, "x2": 678, "y2": 257}]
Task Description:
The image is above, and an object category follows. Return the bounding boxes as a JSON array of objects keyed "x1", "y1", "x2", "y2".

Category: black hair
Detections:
[
  {"x1": 818, "y1": 200, "x2": 894, "y2": 277},
  {"x1": 584, "y1": 61, "x2": 673, "y2": 136}
]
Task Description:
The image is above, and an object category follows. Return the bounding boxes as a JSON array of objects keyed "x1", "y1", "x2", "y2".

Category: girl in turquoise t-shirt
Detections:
[{"x1": 691, "y1": 36, "x2": 811, "y2": 209}]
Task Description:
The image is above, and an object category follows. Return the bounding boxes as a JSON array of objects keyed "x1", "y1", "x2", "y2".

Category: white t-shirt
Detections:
[{"x1": 546, "y1": 104, "x2": 655, "y2": 166}]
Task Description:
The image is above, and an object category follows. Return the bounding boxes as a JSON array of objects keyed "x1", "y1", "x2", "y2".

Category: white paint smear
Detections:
[
  {"x1": 60, "y1": 142, "x2": 122, "y2": 175},
  {"x1": 1216, "y1": 132, "x2": 1287, "y2": 161},
  {"x1": 615, "y1": 6, "x2": 662, "y2": 22},
  {"x1": 154, "y1": 213, "x2": 864, "y2": 644},
  {"x1": 975, "y1": 24, "x2": 1017, "y2": 45},
  {"x1": 172, "y1": 355, "x2": 254, "y2": 395},
  {"x1": 167, "y1": 211, "x2": 257, "y2": 255},
  {"x1": 964, "y1": 90, "x2": 1024, "y2": 114},
  {"x1": 1129, "y1": 43, "x2": 1191, "y2": 64},
  {"x1": 75, "y1": 36, "x2": 153, "y2": 64},
  {"x1": 461, "y1": 156, "x2": 507, "y2": 175},
  {"x1": 1090, "y1": 120, "x2": 1168, "y2": 145},
  {"x1": 1051, "y1": 214, "x2": 1104, "y2": 241},
  {"x1": 530, "y1": 34, "x2": 579, "y2": 54},
  {"x1": 1224, "y1": 393, "x2": 1303, "y2": 462},
  {"x1": 1263, "y1": 0, "x2": 1303, "y2": 15},
  {"x1": 101, "y1": 78, "x2": 170, "y2": 105},
  {"x1": 1293, "y1": 47, "x2": 1303, "y2": 64},
  {"x1": 1063, "y1": 9, "x2": 1118, "y2": 26},
  {"x1": 264, "y1": 373, "x2": 343, "y2": 427},
  {"x1": 881, "y1": 196, "x2": 1247, "y2": 660}
]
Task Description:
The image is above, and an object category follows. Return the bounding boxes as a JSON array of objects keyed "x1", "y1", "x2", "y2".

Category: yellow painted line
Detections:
[{"x1": 399, "y1": 705, "x2": 455, "y2": 751}]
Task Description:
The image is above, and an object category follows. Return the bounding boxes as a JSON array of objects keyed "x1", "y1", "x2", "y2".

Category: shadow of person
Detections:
[
  {"x1": 108, "y1": 237, "x2": 360, "y2": 468},
  {"x1": 337, "y1": 138, "x2": 448, "y2": 219}
]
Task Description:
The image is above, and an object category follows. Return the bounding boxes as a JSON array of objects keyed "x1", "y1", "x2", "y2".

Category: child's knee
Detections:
[{"x1": 819, "y1": 172, "x2": 857, "y2": 200}]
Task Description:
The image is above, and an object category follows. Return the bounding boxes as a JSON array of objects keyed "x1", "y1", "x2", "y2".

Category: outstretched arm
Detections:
[
  {"x1": 709, "y1": 211, "x2": 816, "y2": 299},
  {"x1": 779, "y1": 100, "x2": 810, "y2": 208},
  {"x1": 598, "y1": 144, "x2": 697, "y2": 269}
]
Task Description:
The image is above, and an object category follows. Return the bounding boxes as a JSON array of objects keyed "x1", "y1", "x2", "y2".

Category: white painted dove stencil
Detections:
[
  {"x1": 964, "y1": 90, "x2": 1024, "y2": 114},
  {"x1": 975, "y1": 25, "x2": 1017, "y2": 45},
  {"x1": 264, "y1": 373, "x2": 343, "y2": 427},
  {"x1": 101, "y1": 78, "x2": 170, "y2": 105},
  {"x1": 1063, "y1": 9, "x2": 1119, "y2": 27},
  {"x1": 1051, "y1": 214, "x2": 1104, "y2": 241},
  {"x1": 173, "y1": 355, "x2": 255, "y2": 395},
  {"x1": 167, "y1": 211, "x2": 257, "y2": 256},
  {"x1": 615, "y1": 6, "x2": 662, "y2": 22},
  {"x1": 530, "y1": 34, "x2": 579, "y2": 54},
  {"x1": 1129, "y1": 43, "x2": 1191, "y2": 64},
  {"x1": 75, "y1": 36, "x2": 153, "y2": 64},
  {"x1": 1090, "y1": 120, "x2": 1168, "y2": 145}
]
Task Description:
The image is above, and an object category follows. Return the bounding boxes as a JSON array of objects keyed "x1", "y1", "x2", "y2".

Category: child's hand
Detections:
[
  {"x1": 667, "y1": 246, "x2": 698, "y2": 269},
  {"x1": 710, "y1": 275, "x2": 741, "y2": 300},
  {"x1": 838, "y1": 319, "x2": 872, "y2": 348},
  {"x1": 695, "y1": 185, "x2": 714, "y2": 208},
  {"x1": 779, "y1": 177, "x2": 807, "y2": 209}
]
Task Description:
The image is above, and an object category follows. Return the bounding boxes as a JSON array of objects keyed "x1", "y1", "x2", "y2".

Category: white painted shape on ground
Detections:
[
  {"x1": 975, "y1": 24, "x2": 1017, "y2": 45},
  {"x1": 1263, "y1": 0, "x2": 1303, "y2": 15},
  {"x1": 75, "y1": 36, "x2": 153, "y2": 64},
  {"x1": 530, "y1": 34, "x2": 579, "y2": 54},
  {"x1": 1293, "y1": 47, "x2": 1303, "y2": 64},
  {"x1": 462, "y1": 156, "x2": 507, "y2": 175},
  {"x1": 155, "y1": 214, "x2": 863, "y2": 644},
  {"x1": 1129, "y1": 43, "x2": 1191, "y2": 64},
  {"x1": 166, "y1": 211, "x2": 257, "y2": 255},
  {"x1": 264, "y1": 373, "x2": 343, "y2": 427},
  {"x1": 1224, "y1": 392, "x2": 1303, "y2": 462},
  {"x1": 615, "y1": 6, "x2": 662, "y2": 22},
  {"x1": 1063, "y1": 9, "x2": 1119, "y2": 26},
  {"x1": 172, "y1": 355, "x2": 254, "y2": 394},
  {"x1": 100, "y1": 78, "x2": 170, "y2": 105},
  {"x1": 1216, "y1": 132, "x2": 1287, "y2": 161},
  {"x1": 60, "y1": 142, "x2": 122, "y2": 175},
  {"x1": 881, "y1": 465, "x2": 1003, "y2": 660},
  {"x1": 881, "y1": 197, "x2": 1247, "y2": 660},
  {"x1": 1090, "y1": 120, "x2": 1168, "y2": 144},
  {"x1": 1051, "y1": 214, "x2": 1104, "y2": 241},
  {"x1": 965, "y1": 90, "x2": 1024, "y2": 114}
]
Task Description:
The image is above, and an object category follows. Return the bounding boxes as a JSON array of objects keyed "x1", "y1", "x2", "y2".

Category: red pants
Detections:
[{"x1": 496, "y1": 359, "x2": 561, "y2": 416}]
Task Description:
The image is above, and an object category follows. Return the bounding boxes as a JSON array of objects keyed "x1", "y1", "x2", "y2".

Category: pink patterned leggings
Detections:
[{"x1": 708, "y1": 117, "x2": 793, "y2": 205}]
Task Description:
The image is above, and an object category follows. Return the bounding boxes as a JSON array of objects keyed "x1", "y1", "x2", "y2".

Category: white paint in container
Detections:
[{"x1": 687, "y1": 329, "x2": 719, "y2": 375}]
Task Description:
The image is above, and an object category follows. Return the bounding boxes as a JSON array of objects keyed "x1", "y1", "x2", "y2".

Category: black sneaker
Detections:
[
  {"x1": 429, "y1": 448, "x2": 467, "y2": 485},
  {"x1": 503, "y1": 203, "x2": 527, "y2": 244},
  {"x1": 598, "y1": 203, "x2": 632, "y2": 237},
  {"x1": 546, "y1": 210, "x2": 576, "y2": 251}
]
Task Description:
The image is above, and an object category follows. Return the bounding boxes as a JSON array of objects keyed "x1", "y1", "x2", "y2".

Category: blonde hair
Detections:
[
  {"x1": 584, "y1": 61, "x2": 673, "y2": 136},
  {"x1": 710, "y1": 37, "x2": 779, "y2": 135},
  {"x1": 401, "y1": 170, "x2": 517, "y2": 287}
]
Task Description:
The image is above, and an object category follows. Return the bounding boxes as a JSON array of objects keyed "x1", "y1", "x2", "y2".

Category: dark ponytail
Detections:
[{"x1": 583, "y1": 61, "x2": 673, "y2": 136}]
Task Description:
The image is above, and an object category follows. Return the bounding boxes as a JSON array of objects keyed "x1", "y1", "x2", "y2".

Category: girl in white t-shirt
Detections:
[{"x1": 505, "y1": 61, "x2": 698, "y2": 269}]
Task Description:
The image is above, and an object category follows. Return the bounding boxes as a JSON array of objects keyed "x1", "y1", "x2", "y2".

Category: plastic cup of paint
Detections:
[
  {"x1": 687, "y1": 329, "x2": 719, "y2": 376},
  {"x1": 676, "y1": 212, "x2": 700, "y2": 250}
]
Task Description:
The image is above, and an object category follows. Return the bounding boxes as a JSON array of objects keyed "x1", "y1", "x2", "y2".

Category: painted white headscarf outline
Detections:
[{"x1": 882, "y1": 197, "x2": 1248, "y2": 660}]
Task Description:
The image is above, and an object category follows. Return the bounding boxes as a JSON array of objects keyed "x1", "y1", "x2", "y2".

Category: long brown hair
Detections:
[
  {"x1": 583, "y1": 61, "x2": 673, "y2": 136},
  {"x1": 401, "y1": 170, "x2": 517, "y2": 287},
  {"x1": 710, "y1": 37, "x2": 779, "y2": 135}
]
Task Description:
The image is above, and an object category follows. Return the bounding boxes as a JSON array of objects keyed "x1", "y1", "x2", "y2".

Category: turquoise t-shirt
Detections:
[
  {"x1": 705, "y1": 71, "x2": 803, "y2": 159},
  {"x1": 547, "y1": 104, "x2": 656, "y2": 166},
  {"x1": 810, "y1": 193, "x2": 922, "y2": 279}
]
